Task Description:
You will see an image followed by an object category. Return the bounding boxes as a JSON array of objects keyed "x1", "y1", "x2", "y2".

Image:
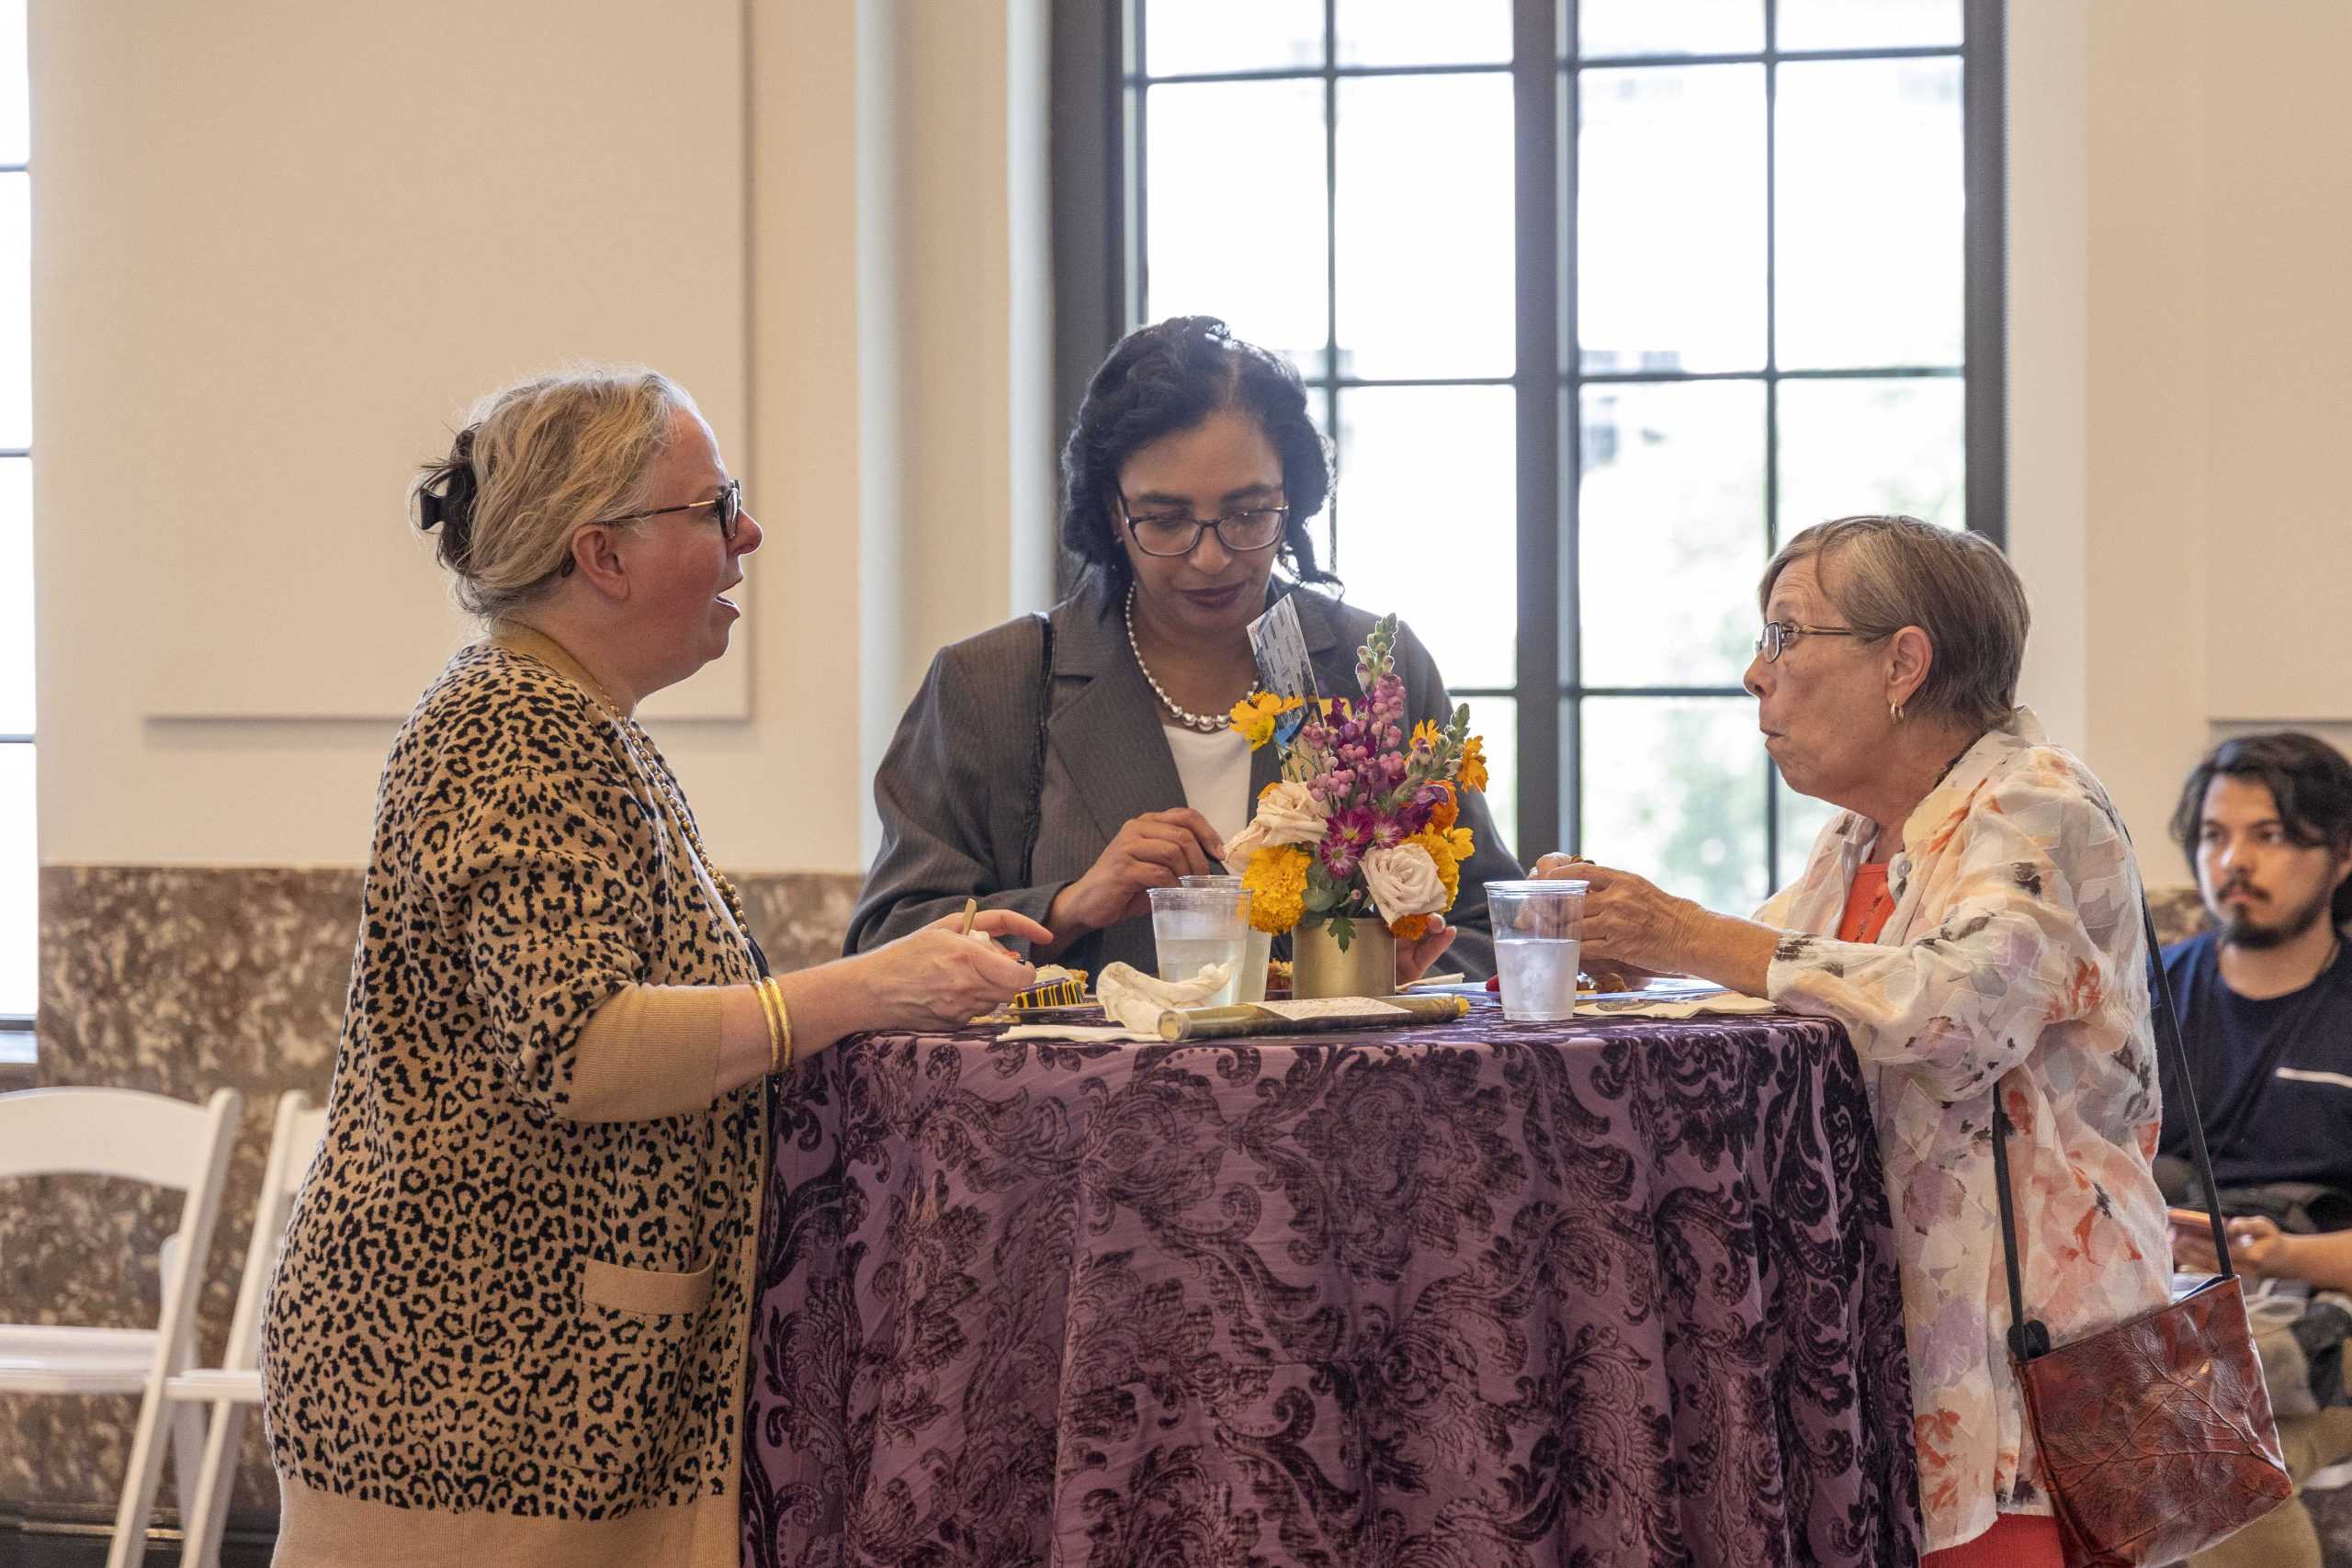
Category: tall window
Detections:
[
  {"x1": 1058, "y1": 0, "x2": 2002, "y2": 910},
  {"x1": 1, "y1": 0, "x2": 30, "y2": 1033}
]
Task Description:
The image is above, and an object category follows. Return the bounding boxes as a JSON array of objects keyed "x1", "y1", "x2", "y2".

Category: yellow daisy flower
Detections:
[{"x1": 1229, "y1": 692, "x2": 1303, "y2": 751}]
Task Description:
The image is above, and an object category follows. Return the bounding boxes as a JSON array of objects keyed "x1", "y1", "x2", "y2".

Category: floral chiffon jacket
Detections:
[{"x1": 1755, "y1": 707, "x2": 2171, "y2": 1553}]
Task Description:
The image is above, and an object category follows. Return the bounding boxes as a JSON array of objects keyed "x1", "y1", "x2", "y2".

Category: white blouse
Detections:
[{"x1": 1161, "y1": 723, "x2": 1254, "y2": 852}]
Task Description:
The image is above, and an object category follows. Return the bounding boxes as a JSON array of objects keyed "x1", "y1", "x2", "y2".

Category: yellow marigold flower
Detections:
[
  {"x1": 1390, "y1": 911, "x2": 1432, "y2": 941},
  {"x1": 1241, "y1": 845, "x2": 1311, "y2": 933},
  {"x1": 1410, "y1": 718, "x2": 1442, "y2": 750},
  {"x1": 1457, "y1": 734, "x2": 1489, "y2": 794}
]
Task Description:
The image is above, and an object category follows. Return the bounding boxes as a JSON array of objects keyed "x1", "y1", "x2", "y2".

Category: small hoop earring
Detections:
[{"x1": 1890, "y1": 701, "x2": 1906, "y2": 725}]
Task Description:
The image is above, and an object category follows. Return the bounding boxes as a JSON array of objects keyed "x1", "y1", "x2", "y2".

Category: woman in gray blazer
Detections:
[{"x1": 848, "y1": 317, "x2": 1522, "y2": 980}]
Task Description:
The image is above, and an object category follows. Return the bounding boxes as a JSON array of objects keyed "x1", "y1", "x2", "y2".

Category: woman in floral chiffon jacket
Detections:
[{"x1": 1536, "y1": 515, "x2": 2171, "y2": 1567}]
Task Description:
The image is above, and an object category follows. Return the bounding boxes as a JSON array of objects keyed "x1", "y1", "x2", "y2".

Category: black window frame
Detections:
[{"x1": 1053, "y1": 0, "x2": 2006, "y2": 881}]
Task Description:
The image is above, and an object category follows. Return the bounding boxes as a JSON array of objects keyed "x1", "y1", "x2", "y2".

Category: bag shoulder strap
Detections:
[
  {"x1": 1994, "y1": 891, "x2": 2235, "y2": 1361},
  {"x1": 1016, "y1": 609, "x2": 1056, "y2": 886}
]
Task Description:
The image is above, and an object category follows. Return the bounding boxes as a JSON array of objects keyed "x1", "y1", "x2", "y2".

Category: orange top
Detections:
[
  {"x1": 1838, "y1": 860, "x2": 1897, "y2": 944},
  {"x1": 1919, "y1": 1513, "x2": 2064, "y2": 1567}
]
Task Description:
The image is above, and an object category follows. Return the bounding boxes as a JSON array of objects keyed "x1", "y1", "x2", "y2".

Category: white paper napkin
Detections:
[
  {"x1": 998, "y1": 1023, "x2": 1160, "y2": 1044},
  {"x1": 1571, "y1": 989, "x2": 1777, "y2": 1019}
]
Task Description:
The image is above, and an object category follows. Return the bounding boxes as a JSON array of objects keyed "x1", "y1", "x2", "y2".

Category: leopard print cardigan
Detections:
[{"x1": 261, "y1": 628, "x2": 763, "y2": 1564}]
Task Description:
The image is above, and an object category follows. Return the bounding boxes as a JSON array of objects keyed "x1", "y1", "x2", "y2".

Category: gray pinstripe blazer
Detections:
[{"x1": 846, "y1": 573, "x2": 1523, "y2": 979}]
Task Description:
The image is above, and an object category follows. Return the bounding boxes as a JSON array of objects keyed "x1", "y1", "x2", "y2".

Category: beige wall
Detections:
[
  {"x1": 30, "y1": 0, "x2": 1051, "y2": 875},
  {"x1": 2008, "y1": 0, "x2": 2352, "y2": 886},
  {"x1": 29, "y1": 0, "x2": 2352, "y2": 887}
]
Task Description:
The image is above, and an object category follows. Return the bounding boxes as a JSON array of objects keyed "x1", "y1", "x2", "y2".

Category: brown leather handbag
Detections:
[{"x1": 1988, "y1": 898, "x2": 2293, "y2": 1564}]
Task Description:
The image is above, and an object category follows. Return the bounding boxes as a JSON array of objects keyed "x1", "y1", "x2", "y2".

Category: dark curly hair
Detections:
[
  {"x1": 2171, "y1": 731, "x2": 2352, "y2": 927},
  {"x1": 1059, "y1": 316, "x2": 1337, "y2": 594}
]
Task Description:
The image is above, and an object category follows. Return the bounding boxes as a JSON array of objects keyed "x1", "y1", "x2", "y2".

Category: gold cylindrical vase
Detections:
[{"x1": 1292, "y1": 918, "x2": 1397, "y2": 999}]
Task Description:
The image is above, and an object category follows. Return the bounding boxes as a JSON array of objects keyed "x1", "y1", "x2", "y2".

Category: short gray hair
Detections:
[
  {"x1": 1759, "y1": 514, "x2": 2030, "y2": 730},
  {"x1": 413, "y1": 366, "x2": 699, "y2": 619}
]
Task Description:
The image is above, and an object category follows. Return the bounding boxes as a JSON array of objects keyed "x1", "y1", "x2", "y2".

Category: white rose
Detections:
[
  {"x1": 1220, "y1": 780, "x2": 1328, "y2": 871},
  {"x1": 1363, "y1": 842, "x2": 1447, "y2": 926}
]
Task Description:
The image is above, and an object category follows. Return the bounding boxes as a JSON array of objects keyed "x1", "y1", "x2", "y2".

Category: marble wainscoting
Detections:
[{"x1": 0, "y1": 863, "x2": 858, "y2": 1524}]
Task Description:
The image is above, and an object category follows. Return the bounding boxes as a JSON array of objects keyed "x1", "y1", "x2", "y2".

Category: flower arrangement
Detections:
[{"x1": 1222, "y1": 615, "x2": 1484, "y2": 951}]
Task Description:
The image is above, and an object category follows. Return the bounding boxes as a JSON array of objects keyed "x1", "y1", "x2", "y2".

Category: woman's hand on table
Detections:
[
  {"x1": 1396, "y1": 913, "x2": 1457, "y2": 985},
  {"x1": 1532, "y1": 855, "x2": 1696, "y2": 974},
  {"x1": 1579, "y1": 960, "x2": 1666, "y2": 994},
  {"x1": 1531, "y1": 853, "x2": 1778, "y2": 998},
  {"x1": 1045, "y1": 809, "x2": 1226, "y2": 944},
  {"x1": 853, "y1": 909, "x2": 1048, "y2": 1032}
]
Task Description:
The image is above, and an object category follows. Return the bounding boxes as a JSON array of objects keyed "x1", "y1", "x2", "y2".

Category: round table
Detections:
[{"x1": 741, "y1": 998, "x2": 1920, "y2": 1567}]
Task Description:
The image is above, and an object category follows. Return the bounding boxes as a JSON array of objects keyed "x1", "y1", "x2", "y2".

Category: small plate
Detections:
[{"x1": 1001, "y1": 1000, "x2": 1104, "y2": 1021}]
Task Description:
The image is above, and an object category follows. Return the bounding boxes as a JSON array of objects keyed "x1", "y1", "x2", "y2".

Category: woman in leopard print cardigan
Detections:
[{"x1": 260, "y1": 368, "x2": 1046, "y2": 1567}]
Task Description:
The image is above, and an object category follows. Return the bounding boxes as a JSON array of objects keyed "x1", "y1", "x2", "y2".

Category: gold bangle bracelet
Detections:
[
  {"x1": 752, "y1": 976, "x2": 786, "y2": 1076},
  {"x1": 769, "y1": 977, "x2": 796, "y2": 1074}
]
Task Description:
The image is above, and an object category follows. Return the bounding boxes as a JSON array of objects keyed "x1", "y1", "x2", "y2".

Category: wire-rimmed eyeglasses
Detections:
[
  {"x1": 559, "y1": 479, "x2": 745, "y2": 577},
  {"x1": 1117, "y1": 493, "x2": 1288, "y2": 558},
  {"x1": 594, "y1": 478, "x2": 743, "y2": 541},
  {"x1": 1755, "y1": 620, "x2": 1877, "y2": 663}
]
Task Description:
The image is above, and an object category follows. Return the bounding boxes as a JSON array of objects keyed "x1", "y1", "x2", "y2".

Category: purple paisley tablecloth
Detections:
[{"x1": 742, "y1": 1001, "x2": 1920, "y2": 1567}]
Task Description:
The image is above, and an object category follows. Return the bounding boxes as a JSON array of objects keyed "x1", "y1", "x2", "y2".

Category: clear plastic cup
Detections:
[
  {"x1": 1180, "y1": 874, "x2": 1272, "y2": 1003},
  {"x1": 1148, "y1": 885, "x2": 1252, "y2": 1008},
  {"x1": 1486, "y1": 880, "x2": 1587, "y2": 1022}
]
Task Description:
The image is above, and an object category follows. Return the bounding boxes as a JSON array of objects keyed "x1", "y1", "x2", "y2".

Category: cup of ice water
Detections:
[
  {"x1": 1487, "y1": 879, "x2": 1586, "y2": 1022},
  {"x1": 1180, "y1": 874, "x2": 1271, "y2": 1003},
  {"x1": 1148, "y1": 885, "x2": 1252, "y2": 1008}
]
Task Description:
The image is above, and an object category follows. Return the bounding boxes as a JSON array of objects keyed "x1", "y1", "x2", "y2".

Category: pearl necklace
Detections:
[{"x1": 1125, "y1": 584, "x2": 1261, "y2": 735}]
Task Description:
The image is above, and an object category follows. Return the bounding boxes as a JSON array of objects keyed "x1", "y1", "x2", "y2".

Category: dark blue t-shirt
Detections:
[{"x1": 2157, "y1": 929, "x2": 2352, "y2": 1193}]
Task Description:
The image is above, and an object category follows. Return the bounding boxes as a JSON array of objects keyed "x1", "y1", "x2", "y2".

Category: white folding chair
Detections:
[
  {"x1": 164, "y1": 1090, "x2": 326, "y2": 1568},
  {"x1": 0, "y1": 1085, "x2": 243, "y2": 1568}
]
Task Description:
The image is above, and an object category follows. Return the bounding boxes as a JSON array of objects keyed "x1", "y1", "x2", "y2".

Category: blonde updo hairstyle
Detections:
[{"x1": 413, "y1": 367, "x2": 698, "y2": 619}]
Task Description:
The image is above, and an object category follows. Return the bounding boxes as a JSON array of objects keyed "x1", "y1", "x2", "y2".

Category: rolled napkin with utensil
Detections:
[
  {"x1": 1159, "y1": 994, "x2": 1469, "y2": 1041},
  {"x1": 1095, "y1": 960, "x2": 1236, "y2": 1033}
]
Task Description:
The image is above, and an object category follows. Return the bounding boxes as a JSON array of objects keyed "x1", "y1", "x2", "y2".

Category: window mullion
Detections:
[
  {"x1": 1323, "y1": 0, "x2": 1340, "y2": 572},
  {"x1": 1513, "y1": 0, "x2": 1564, "y2": 864},
  {"x1": 1763, "y1": 0, "x2": 1782, "y2": 892},
  {"x1": 1962, "y1": 0, "x2": 2007, "y2": 546}
]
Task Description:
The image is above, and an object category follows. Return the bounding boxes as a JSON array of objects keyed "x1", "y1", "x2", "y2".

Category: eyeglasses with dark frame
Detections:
[
  {"x1": 1117, "y1": 492, "x2": 1289, "y2": 558},
  {"x1": 1755, "y1": 620, "x2": 1882, "y2": 663},
  {"x1": 594, "y1": 478, "x2": 743, "y2": 541},
  {"x1": 559, "y1": 479, "x2": 744, "y2": 578}
]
